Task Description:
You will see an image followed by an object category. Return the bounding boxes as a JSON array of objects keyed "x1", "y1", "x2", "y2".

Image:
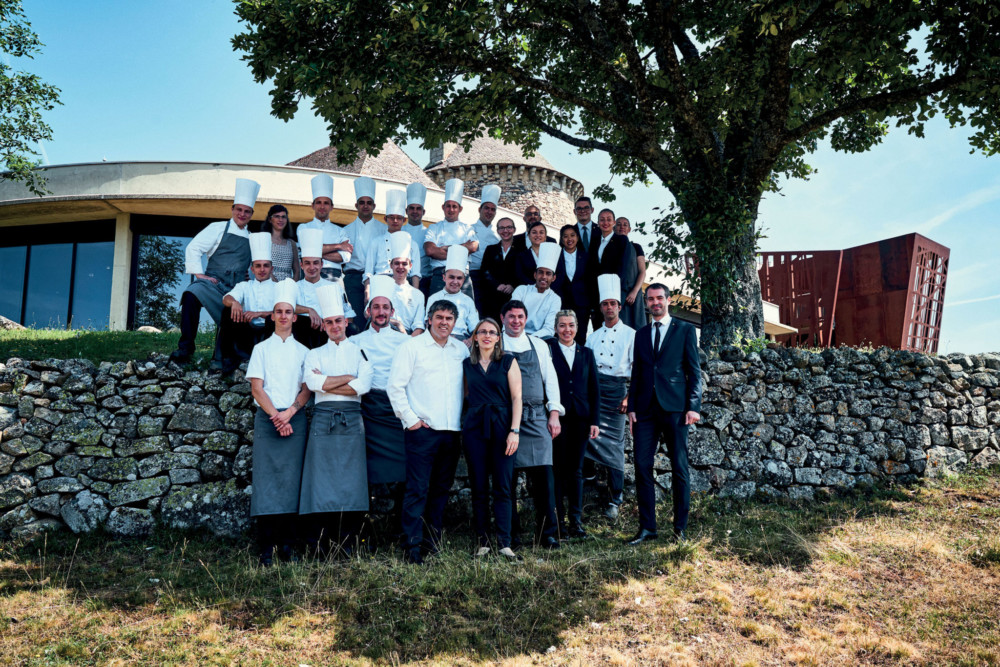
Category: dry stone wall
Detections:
[{"x1": 1, "y1": 347, "x2": 998, "y2": 541}]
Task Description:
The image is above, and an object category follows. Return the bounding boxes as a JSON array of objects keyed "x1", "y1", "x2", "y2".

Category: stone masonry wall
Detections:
[{"x1": 1, "y1": 347, "x2": 998, "y2": 541}]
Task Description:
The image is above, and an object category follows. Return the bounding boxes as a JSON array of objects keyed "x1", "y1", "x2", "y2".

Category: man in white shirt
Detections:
[
  {"x1": 584, "y1": 274, "x2": 636, "y2": 520},
  {"x1": 501, "y1": 299, "x2": 564, "y2": 549},
  {"x1": 364, "y1": 189, "x2": 421, "y2": 293},
  {"x1": 300, "y1": 282, "x2": 373, "y2": 555},
  {"x1": 246, "y1": 278, "x2": 311, "y2": 565},
  {"x1": 293, "y1": 228, "x2": 356, "y2": 349},
  {"x1": 468, "y1": 184, "x2": 501, "y2": 315},
  {"x1": 387, "y1": 231, "x2": 426, "y2": 335},
  {"x1": 297, "y1": 174, "x2": 354, "y2": 281},
  {"x1": 213, "y1": 232, "x2": 275, "y2": 375},
  {"x1": 423, "y1": 178, "x2": 478, "y2": 299},
  {"x1": 403, "y1": 182, "x2": 432, "y2": 297},
  {"x1": 354, "y1": 275, "x2": 411, "y2": 543},
  {"x1": 170, "y1": 178, "x2": 259, "y2": 365},
  {"x1": 425, "y1": 245, "x2": 479, "y2": 340},
  {"x1": 387, "y1": 300, "x2": 470, "y2": 564},
  {"x1": 342, "y1": 176, "x2": 378, "y2": 332},
  {"x1": 510, "y1": 242, "x2": 562, "y2": 339}
]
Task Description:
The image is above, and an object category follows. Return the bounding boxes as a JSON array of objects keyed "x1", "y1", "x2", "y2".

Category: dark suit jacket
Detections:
[
  {"x1": 628, "y1": 318, "x2": 702, "y2": 414},
  {"x1": 514, "y1": 242, "x2": 560, "y2": 286},
  {"x1": 481, "y1": 242, "x2": 522, "y2": 317},
  {"x1": 513, "y1": 232, "x2": 556, "y2": 251},
  {"x1": 576, "y1": 221, "x2": 600, "y2": 254},
  {"x1": 548, "y1": 339, "x2": 601, "y2": 423},
  {"x1": 586, "y1": 233, "x2": 636, "y2": 305},
  {"x1": 554, "y1": 249, "x2": 589, "y2": 312}
]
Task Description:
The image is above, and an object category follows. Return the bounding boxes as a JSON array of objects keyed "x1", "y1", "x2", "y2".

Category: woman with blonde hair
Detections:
[{"x1": 462, "y1": 317, "x2": 523, "y2": 559}]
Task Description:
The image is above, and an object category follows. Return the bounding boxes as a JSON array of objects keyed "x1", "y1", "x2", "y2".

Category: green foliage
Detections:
[
  {"x1": 134, "y1": 235, "x2": 185, "y2": 330},
  {"x1": 734, "y1": 330, "x2": 769, "y2": 355},
  {"x1": 233, "y1": 0, "x2": 1000, "y2": 348},
  {"x1": 0, "y1": 0, "x2": 61, "y2": 196}
]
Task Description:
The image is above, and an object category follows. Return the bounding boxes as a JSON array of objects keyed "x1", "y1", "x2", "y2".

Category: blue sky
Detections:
[{"x1": 20, "y1": 0, "x2": 999, "y2": 353}]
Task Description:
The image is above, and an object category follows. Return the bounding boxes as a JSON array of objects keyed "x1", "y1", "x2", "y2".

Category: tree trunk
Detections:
[{"x1": 681, "y1": 192, "x2": 766, "y2": 352}]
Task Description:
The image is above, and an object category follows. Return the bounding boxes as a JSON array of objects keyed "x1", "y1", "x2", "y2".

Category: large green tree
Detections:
[
  {"x1": 233, "y1": 0, "x2": 1000, "y2": 349},
  {"x1": 0, "y1": 0, "x2": 60, "y2": 196}
]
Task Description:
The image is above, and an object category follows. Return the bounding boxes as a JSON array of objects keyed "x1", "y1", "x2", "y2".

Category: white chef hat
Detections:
[
  {"x1": 315, "y1": 282, "x2": 345, "y2": 319},
  {"x1": 406, "y1": 182, "x2": 427, "y2": 207},
  {"x1": 311, "y1": 173, "x2": 333, "y2": 202},
  {"x1": 367, "y1": 274, "x2": 395, "y2": 310},
  {"x1": 354, "y1": 176, "x2": 376, "y2": 202},
  {"x1": 598, "y1": 274, "x2": 621, "y2": 304},
  {"x1": 389, "y1": 231, "x2": 412, "y2": 261},
  {"x1": 444, "y1": 178, "x2": 464, "y2": 204},
  {"x1": 233, "y1": 178, "x2": 260, "y2": 209},
  {"x1": 272, "y1": 278, "x2": 298, "y2": 309},
  {"x1": 298, "y1": 228, "x2": 324, "y2": 259},
  {"x1": 445, "y1": 244, "x2": 469, "y2": 273},
  {"x1": 537, "y1": 242, "x2": 560, "y2": 272},
  {"x1": 480, "y1": 184, "x2": 501, "y2": 207},
  {"x1": 249, "y1": 232, "x2": 272, "y2": 262},
  {"x1": 385, "y1": 189, "x2": 406, "y2": 217}
]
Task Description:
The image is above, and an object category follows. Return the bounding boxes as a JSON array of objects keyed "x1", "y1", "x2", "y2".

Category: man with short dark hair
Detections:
[
  {"x1": 298, "y1": 174, "x2": 354, "y2": 281},
  {"x1": 388, "y1": 299, "x2": 470, "y2": 564},
  {"x1": 574, "y1": 196, "x2": 599, "y2": 254},
  {"x1": 627, "y1": 283, "x2": 702, "y2": 545}
]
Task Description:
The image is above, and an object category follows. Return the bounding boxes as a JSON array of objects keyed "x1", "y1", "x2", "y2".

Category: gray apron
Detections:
[
  {"x1": 585, "y1": 373, "x2": 628, "y2": 471},
  {"x1": 184, "y1": 219, "x2": 252, "y2": 324},
  {"x1": 250, "y1": 408, "x2": 308, "y2": 516},
  {"x1": 362, "y1": 389, "x2": 406, "y2": 484},
  {"x1": 511, "y1": 338, "x2": 552, "y2": 469},
  {"x1": 299, "y1": 402, "x2": 369, "y2": 513}
]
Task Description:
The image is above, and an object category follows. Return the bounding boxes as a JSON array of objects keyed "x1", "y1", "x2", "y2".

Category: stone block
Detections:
[
  {"x1": 115, "y1": 436, "x2": 169, "y2": 458},
  {"x1": 105, "y1": 507, "x2": 155, "y2": 537},
  {"x1": 108, "y1": 476, "x2": 170, "y2": 506},
  {"x1": 203, "y1": 431, "x2": 239, "y2": 454},
  {"x1": 167, "y1": 404, "x2": 223, "y2": 432},
  {"x1": 160, "y1": 479, "x2": 250, "y2": 537},
  {"x1": 90, "y1": 458, "x2": 139, "y2": 482},
  {"x1": 794, "y1": 467, "x2": 823, "y2": 485},
  {"x1": 925, "y1": 446, "x2": 968, "y2": 478},
  {"x1": 60, "y1": 490, "x2": 110, "y2": 533}
]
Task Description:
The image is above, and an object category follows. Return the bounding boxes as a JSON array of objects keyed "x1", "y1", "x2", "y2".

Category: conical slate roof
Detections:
[
  {"x1": 288, "y1": 140, "x2": 436, "y2": 188},
  {"x1": 426, "y1": 135, "x2": 556, "y2": 172}
]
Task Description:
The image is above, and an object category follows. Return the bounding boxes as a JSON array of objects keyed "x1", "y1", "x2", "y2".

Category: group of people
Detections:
[{"x1": 168, "y1": 175, "x2": 701, "y2": 565}]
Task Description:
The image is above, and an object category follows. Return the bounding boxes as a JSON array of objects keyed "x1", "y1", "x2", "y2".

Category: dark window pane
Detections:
[
  {"x1": 23, "y1": 244, "x2": 73, "y2": 328},
  {"x1": 71, "y1": 241, "x2": 114, "y2": 329},
  {"x1": 0, "y1": 246, "x2": 27, "y2": 322}
]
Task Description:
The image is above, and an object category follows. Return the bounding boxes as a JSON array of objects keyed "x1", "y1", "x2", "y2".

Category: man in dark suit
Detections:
[
  {"x1": 627, "y1": 283, "x2": 702, "y2": 544},
  {"x1": 573, "y1": 197, "x2": 600, "y2": 254},
  {"x1": 548, "y1": 310, "x2": 601, "y2": 538}
]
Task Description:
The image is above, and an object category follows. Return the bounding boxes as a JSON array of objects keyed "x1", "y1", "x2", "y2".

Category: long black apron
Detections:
[
  {"x1": 250, "y1": 408, "x2": 308, "y2": 516},
  {"x1": 510, "y1": 338, "x2": 553, "y2": 469},
  {"x1": 184, "y1": 219, "x2": 252, "y2": 324},
  {"x1": 299, "y1": 402, "x2": 369, "y2": 513},
  {"x1": 362, "y1": 389, "x2": 406, "y2": 484},
  {"x1": 585, "y1": 373, "x2": 628, "y2": 471}
]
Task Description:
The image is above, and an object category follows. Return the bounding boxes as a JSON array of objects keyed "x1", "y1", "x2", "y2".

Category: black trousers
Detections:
[
  {"x1": 213, "y1": 306, "x2": 272, "y2": 365},
  {"x1": 469, "y1": 269, "x2": 487, "y2": 319},
  {"x1": 177, "y1": 291, "x2": 204, "y2": 356},
  {"x1": 552, "y1": 414, "x2": 589, "y2": 528},
  {"x1": 429, "y1": 267, "x2": 475, "y2": 301},
  {"x1": 303, "y1": 511, "x2": 364, "y2": 551},
  {"x1": 462, "y1": 427, "x2": 516, "y2": 548},
  {"x1": 343, "y1": 271, "x2": 367, "y2": 334},
  {"x1": 511, "y1": 465, "x2": 559, "y2": 541},
  {"x1": 291, "y1": 316, "x2": 328, "y2": 349},
  {"x1": 401, "y1": 428, "x2": 461, "y2": 549},
  {"x1": 256, "y1": 512, "x2": 296, "y2": 554},
  {"x1": 633, "y1": 403, "x2": 689, "y2": 533}
]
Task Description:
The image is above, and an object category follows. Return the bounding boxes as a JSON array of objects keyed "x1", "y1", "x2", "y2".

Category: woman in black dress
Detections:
[{"x1": 463, "y1": 317, "x2": 523, "y2": 559}]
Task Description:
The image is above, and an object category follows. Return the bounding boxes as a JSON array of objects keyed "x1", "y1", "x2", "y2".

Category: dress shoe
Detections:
[
  {"x1": 541, "y1": 535, "x2": 560, "y2": 549},
  {"x1": 603, "y1": 503, "x2": 620, "y2": 521},
  {"x1": 168, "y1": 350, "x2": 192, "y2": 365},
  {"x1": 627, "y1": 529, "x2": 659, "y2": 546},
  {"x1": 498, "y1": 547, "x2": 523, "y2": 562},
  {"x1": 404, "y1": 547, "x2": 424, "y2": 565},
  {"x1": 475, "y1": 546, "x2": 491, "y2": 558},
  {"x1": 672, "y1": 529, "x2": 687, "y2": 543},
  {"x1": 568, "y1": 525, "x2": 589, "y2": 539},
  {"x1": 258, "y1": 547, "x2": 274, "y2": 567}
]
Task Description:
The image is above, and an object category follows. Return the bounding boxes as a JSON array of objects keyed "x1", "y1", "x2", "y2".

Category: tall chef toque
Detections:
[
  {"x1": 445, "y1": 244, "x2": 469, "y2": 273},
  {"x1": 389, "y1": 231, "x2": 412, "y2": 261},
  {"x1": 367, "y1": 274, "x2": 395, "y2": 310},
  {"x1": 406, "y1": 182, "x2": 427, "y2": 208},
  {"x1": 537, "y1": 242, "x2": 560, "y2": 273},
  {"x1": 598, "y1": 274, "x2": 622, "y2": 304},
  {"x1": 386, "y1": 189, "x2": 406, "y2": 217},
  {"x1": 272, "y1": 278, "x2": 298, "y2": 309},
  {"x1": 444, "y1": 178, "x2": 464, "y2": 204},
  {"x1": 249, "y1": 232, "x2": 272, "y2": 263},
  {"x1": 354, "y1": 176, "x2": 376, "y2": 202},
  {"x1": 480, "y1": 184, "x2": 501, "y2": 207},
  {"x1": 233, "y1": 178, "x2": 260, "y2": 209},
  {"x1": 298, "y1": 228, "x2": 324, "y2": 259},
  {"x1": 315, "y1": 282, "x2": 346, "y2": 319},
  {"x1": 311, "y1": 174, "x2": 334, "y2": 202}
]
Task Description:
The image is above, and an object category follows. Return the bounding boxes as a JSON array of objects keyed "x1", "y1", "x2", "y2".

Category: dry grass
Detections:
[{"x1": 2, "y1": 473, "x2": 999, "y2": 665}]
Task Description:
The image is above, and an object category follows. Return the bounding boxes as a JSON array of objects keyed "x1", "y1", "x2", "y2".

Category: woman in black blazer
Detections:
[
  {"x1": 586, "y1": 209, "x2": 637, "y2": 329},
  {"x1": 547, "y1": 310, "x2": 601, "y2": 538},
  {"x1": 514, "y1": 221, "x2": 551, "y2": 286},
  {"x1": 554, "y1": 225, "x2": 590, "y2": 344}
]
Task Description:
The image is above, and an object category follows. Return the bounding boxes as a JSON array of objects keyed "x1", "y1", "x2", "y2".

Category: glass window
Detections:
[
  {"x1": 71, "y1": 241, "x2": 115, "y2": 329},
  {"x1": 0, "y1": 246, "x2": 27, "y2": 322},
  {"x1": 23, "y1": 244, "x2": 73, "y2": 328}
]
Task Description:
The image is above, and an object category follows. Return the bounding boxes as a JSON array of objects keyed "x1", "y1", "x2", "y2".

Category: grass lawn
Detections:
[
  {"x1": 1, "y1": 474, "x2": 998, "y2": 665},
  {"x1": 0, "y1": 330, "x2": 216, "y2": 364}
]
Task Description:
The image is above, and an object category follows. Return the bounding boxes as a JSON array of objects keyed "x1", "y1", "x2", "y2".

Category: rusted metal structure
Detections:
[{"x1": 758, "y1": 233, "x2": 949, "y2": 353}]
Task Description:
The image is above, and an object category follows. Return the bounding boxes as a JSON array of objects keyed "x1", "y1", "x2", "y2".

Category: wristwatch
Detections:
[{"x1": 510, "y1": 428, "x2": 520, "y2": 434}]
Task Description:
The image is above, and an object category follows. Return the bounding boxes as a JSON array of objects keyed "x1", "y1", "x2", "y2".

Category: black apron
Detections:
[
  {"x1": 585, "y1": 373, "x2": 628, "y2": 471},
  {"x1": 510, "y1": 338, "x2": 552, "y2": 468},
  {"x1": 362, "y1": 389, "x2": 406, "y2": 484},
  {"x1": 184, "y1": 219, "x2": 252, "y2": 324},
  {"x1": 299, "y1": 402, "x2": 369, "y2": 513},
  {"x1": 250, "y1": 408, "x2": 308, "y2": 516}
]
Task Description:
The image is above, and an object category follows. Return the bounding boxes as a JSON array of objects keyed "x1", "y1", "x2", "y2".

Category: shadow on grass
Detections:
[{"x1": 0, "y1": 481, "x2": 936, "y2": 662}]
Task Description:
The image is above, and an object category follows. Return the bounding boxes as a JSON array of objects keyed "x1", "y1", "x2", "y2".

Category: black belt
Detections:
[{"x1": 344, "y1": 269, "x2": 363, "y2": 276}]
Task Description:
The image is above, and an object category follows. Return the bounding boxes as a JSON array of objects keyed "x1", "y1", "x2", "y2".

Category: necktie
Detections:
[
  {"x1": 654, "y1": 321, "x2": 662, "y2": 355},
  {"x1": 582, "y1": 225, "x2": 590, "y2": 251}
]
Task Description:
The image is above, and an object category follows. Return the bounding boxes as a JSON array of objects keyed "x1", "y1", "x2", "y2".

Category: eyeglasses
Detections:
[
  {"x1": 271, "y1": 214, "x2": 288, "y2": 219},
  {"x1": 476, "y1": 330, "x2": 499, "y2": 337},
  {"x1": 498, "y1": 226, "x2": 515, "y2": 231},
  {"x1": 574, "y1": 206, "x2": 592, "y2": 212}
]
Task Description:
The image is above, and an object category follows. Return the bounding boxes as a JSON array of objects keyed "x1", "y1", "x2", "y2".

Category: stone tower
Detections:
[{"x1": 423, "y1": 136, "x2": 584, "y2": 227}]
